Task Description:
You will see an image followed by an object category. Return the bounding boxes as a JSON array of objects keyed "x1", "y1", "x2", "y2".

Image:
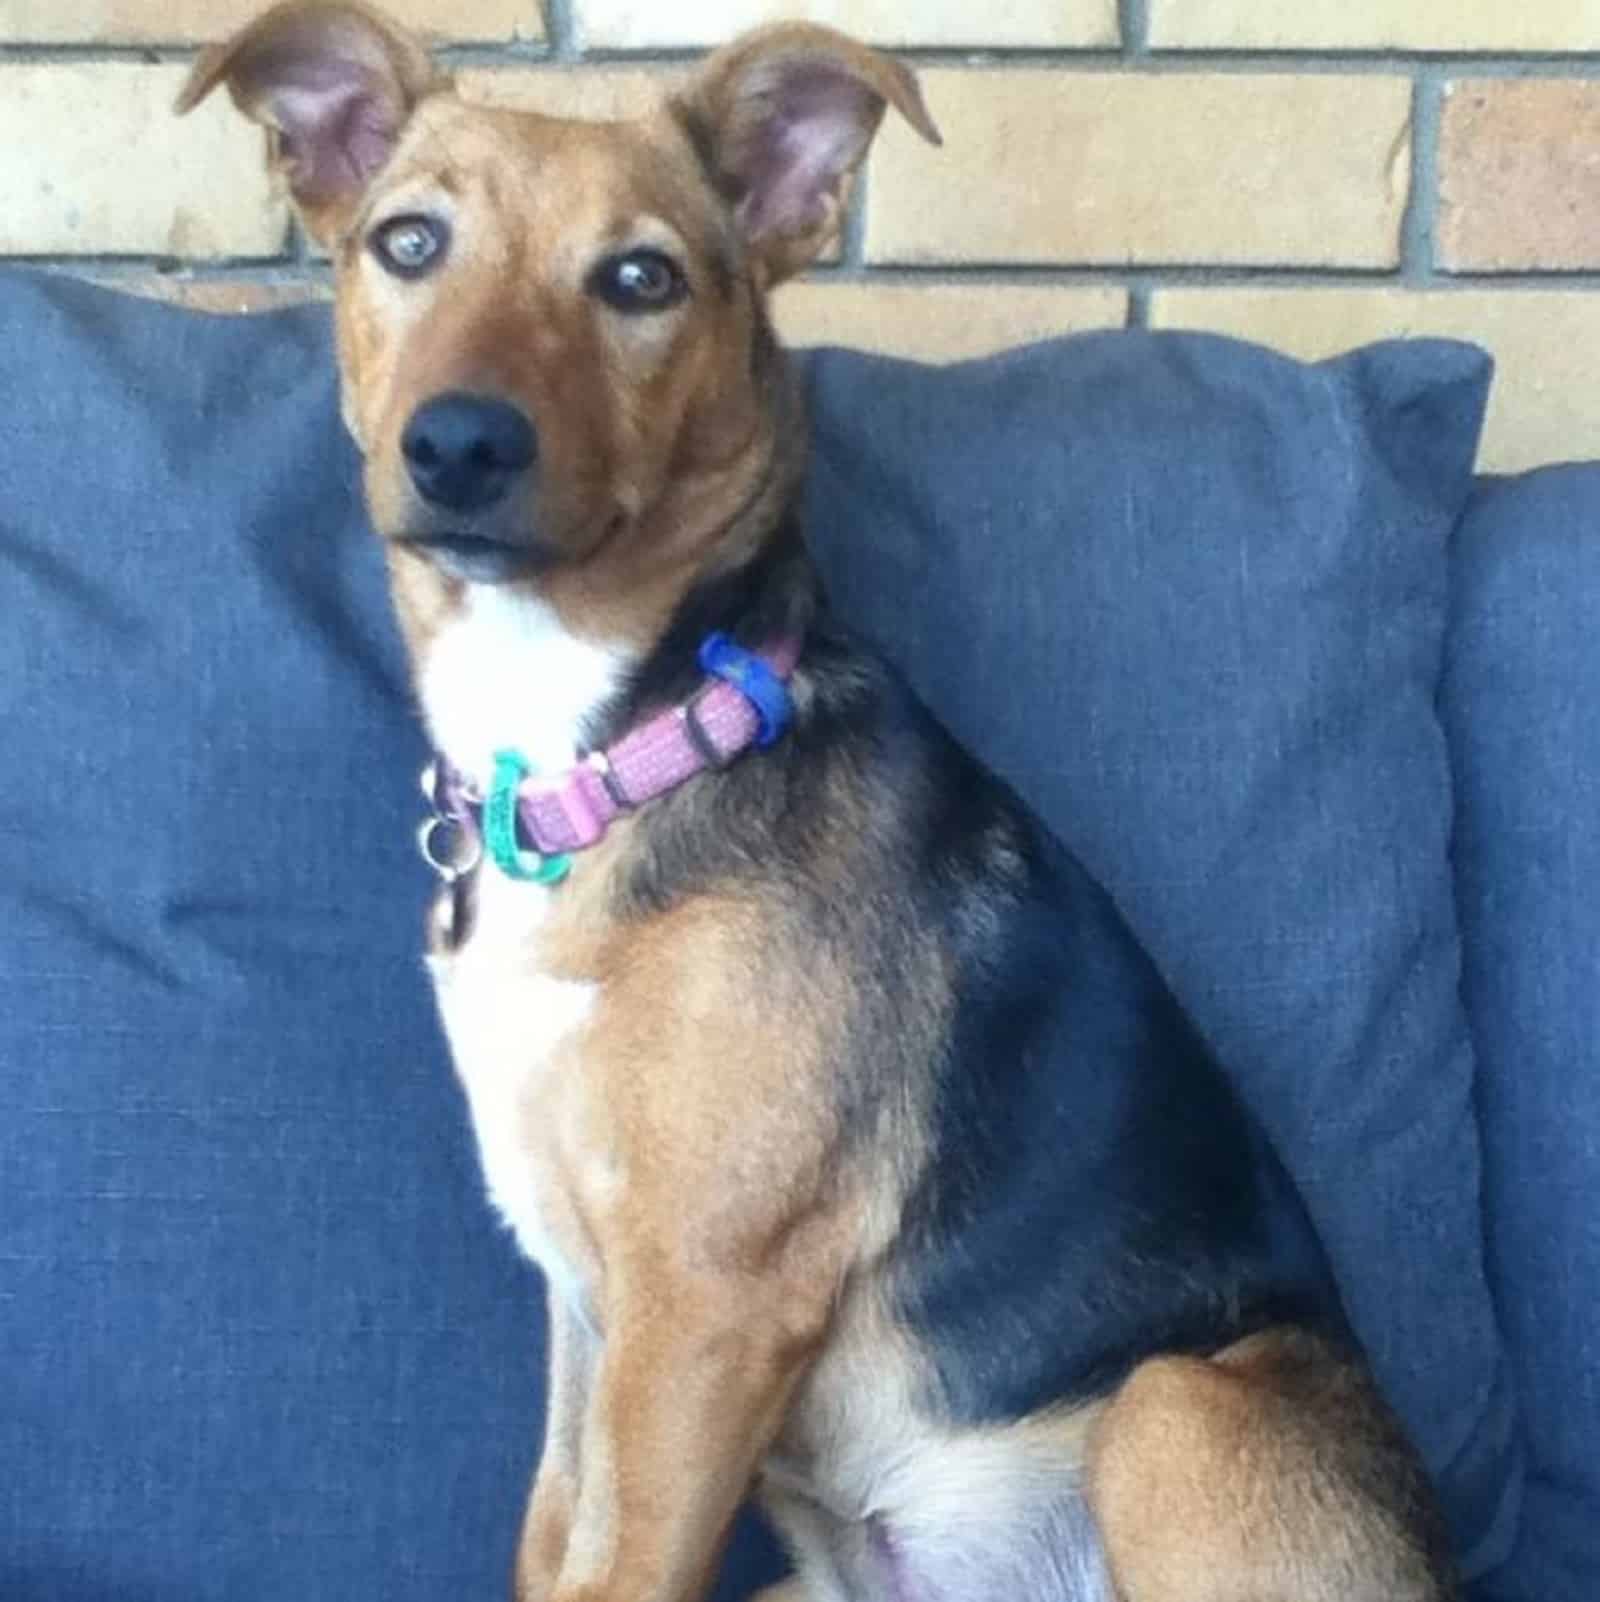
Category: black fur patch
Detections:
[{"x1": 894, "y1": 799, "x2": 1339, "y2": 1421}]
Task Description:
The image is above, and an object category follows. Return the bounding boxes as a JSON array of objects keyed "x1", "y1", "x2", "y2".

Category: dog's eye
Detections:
[
  {"x1": 589, "y1": 250, "x2": 688, "y2": 314},
  {"x1": 370, "y1": 215, "x2": 448, "y2": 278}
]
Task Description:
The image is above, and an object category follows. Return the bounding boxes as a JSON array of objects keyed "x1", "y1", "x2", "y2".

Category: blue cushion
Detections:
[
  {"x1": 0, "y1": 274, "x2": 548, "y2": 1601},
  {"x1": 1444, "y1": 465, "x2": 1600, "y2": 1599},
  {"x1": 0, "y1": 268, "x2": 1520, "y2": 1597}
]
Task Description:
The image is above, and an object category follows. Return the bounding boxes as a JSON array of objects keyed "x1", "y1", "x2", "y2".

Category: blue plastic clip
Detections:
[{"x1": 697, "y1": 633, "x2": 792, "y2": 749}]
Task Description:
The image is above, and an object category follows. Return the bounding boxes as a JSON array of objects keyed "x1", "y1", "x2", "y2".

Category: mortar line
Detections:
[
  {"x1": 541, "y1": 0, "x2": 580, "y2": 63},
  {"x1": 1119, "y1": 0, "x2": 1150, "y2": 59},
  {"x1": 841, "y1": 168, "x2": 870, "y2": 268},
  {"x1": 1401, "y1": 69, "x2": 1445, "y2": 288},
  {"x1": 30, "y1": 255, "x2": 1600, "y2": 292},
  {"x1": 477, "y1": 47, "x2": 1600, "y2": 74},
  {"x1": 9, "y1": 40, "x2": 1600, "y2": 72}
]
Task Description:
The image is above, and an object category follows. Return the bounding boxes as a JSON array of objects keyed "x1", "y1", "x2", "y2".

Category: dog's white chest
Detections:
[
  {"x1": 420, "y1": 584, "x2": 625, "y2": 1317},
  {"x1": 428, "y1": 911, "x2": 601, "y2": 1315},
  {"x1": 420, "y1": 583, "x2": 625, "y2": 784}
]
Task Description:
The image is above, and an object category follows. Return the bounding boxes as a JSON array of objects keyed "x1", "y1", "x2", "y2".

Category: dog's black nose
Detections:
[{"x1": 402, "y1": 393, "x2": 536, "y2": 512}]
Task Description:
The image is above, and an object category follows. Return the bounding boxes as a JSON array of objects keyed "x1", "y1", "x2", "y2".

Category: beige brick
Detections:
[
  {"x1": 1151, "y1": 287, "x2": 1600, "y2": 473},
  {"x1": 577, "y1": 0, "x2": 1116, "y2": 50},
  {"x1": 1151, "y1": 1, "x2": 1600, "y2": 52},
  {"x1": 0, "y1": 1, "x2": 543, "y2": 44},
  {"x1": 1439, "y1": 81, "x2": 1600, "y2": 273},
  {"x1": 773, "y1": 280, "x2": 1125, "y2": 360},
  {"x1": 455, "y1": 66, "x2": 683, "y2": 121},
  {"x1": 0, "y1": 64, "x2": 286, "y2": 257},
  {"x1": 867, "y1": 73, "x2": 1412, "y2": 268}
]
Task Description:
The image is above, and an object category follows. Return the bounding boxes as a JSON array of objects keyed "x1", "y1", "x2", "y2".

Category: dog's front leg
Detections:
[
  {"x1": 539, "y1": 1252, "x2": 833, "y2": 1602},
  {"x1": 517, "y1": 1295, "x2": 599, "y2": 1600}
]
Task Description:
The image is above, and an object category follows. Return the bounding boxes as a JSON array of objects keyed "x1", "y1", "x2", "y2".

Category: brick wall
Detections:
[{"x1": 6, "y1": 1, "x2": 1600, "y2": 470}]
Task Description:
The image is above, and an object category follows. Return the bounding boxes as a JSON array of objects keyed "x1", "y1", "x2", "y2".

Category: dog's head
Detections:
[{"x1": 178, "y1": 0, "x2": 938, "y2": 642}]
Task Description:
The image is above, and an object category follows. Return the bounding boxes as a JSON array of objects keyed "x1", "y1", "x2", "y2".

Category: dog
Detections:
[{"x1": 179, "y1": 6, "x2": 1456, "y2": 1599}]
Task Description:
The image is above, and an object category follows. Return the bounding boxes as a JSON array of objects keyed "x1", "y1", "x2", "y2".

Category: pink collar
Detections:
[{"x1": 419, "y1": 633, "x2": 802, "y2": 884}]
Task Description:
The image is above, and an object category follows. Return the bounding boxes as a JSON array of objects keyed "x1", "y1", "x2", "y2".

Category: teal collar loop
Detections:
[{"x1": 485, "y1": 750, "x2": 572, "y2": 885}]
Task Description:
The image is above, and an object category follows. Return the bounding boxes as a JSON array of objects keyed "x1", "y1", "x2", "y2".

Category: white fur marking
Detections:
[
  {"x1": 421, "y1": 583, "x2": 627, "y2": 1320},
  {"x1": 420, "y1": 583, "x2": 627, "y2": 786},
  {"x1": 431, "y1": 951, "x2": 599, "y2": 1314}
]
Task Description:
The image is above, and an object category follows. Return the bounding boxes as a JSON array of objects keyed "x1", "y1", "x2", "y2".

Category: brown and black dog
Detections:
[{"x1": 180, "y1": 6, "x2": 1456, "y2": 1599}]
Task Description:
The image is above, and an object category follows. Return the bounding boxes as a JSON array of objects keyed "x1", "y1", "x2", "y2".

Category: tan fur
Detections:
[
  {"x1": 180, "y1": 10, "x2": 1451, "y2": 1602},
  {"x1": 338, "y1": 96, "x2": 789, "y2": 649},
  {"x1": 437, "y1": 796, "x2": 912, "y2": 1600},
  {"x1": 1088, "y1": 1330, "x2": 1446, "y2": 1602},
  {"x1": 510, "y1": 898, "x2": 879, "y2": 1602},
  {"x1": 517, "y1": 1298, "x2": 594, "y2": 1595},
  {"x1": 183, "y1": 0, "x2": 804, "y2": 668}
]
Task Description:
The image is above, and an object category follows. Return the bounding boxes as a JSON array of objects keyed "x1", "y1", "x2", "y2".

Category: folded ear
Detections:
[
  {"x1": 175, "y1": 0, "x2": 439, "y2": 245},
  {"x1": 674, "y1": 24, "x2": 941, "y2": 285}
]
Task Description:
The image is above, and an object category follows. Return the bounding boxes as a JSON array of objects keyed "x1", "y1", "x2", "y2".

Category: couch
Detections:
[{"x1": 1, "y1": 268, "x2": 1595, "y2": 1601}]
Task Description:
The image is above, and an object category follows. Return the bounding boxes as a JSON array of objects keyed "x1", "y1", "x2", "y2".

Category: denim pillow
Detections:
[
  {"x1": 0, "y1": 272, "x2": 550, "y2": 1602},
  {"x1": 804, "y1": 332, "x2": 1521, "y2": 1584},
  {"x1": 1443, "y1": 466, "x2": 1600, "y2": 1601},
  {"x1": 1, "y1": 269, "x2": 1517, "y2": 1598}
]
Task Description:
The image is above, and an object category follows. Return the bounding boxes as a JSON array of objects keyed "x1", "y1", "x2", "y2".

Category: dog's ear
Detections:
[
  {"x1": 674, "y1": 24, "x2": 941, "y2": 284},
  {"x1": 175, "y1": 0, "x2": 440, "y2": 245}
]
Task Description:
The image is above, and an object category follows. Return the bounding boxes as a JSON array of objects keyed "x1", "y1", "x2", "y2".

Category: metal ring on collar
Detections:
[{"x1": 418, "y1": 814, "x2": 482, "y2": 885}]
